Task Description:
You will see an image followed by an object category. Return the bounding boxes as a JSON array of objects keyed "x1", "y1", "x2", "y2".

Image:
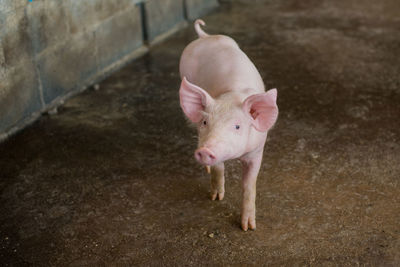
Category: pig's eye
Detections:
[
  {"x1": 235, "y1": 125, "x2": 240, "y2": 130},
  {"x1": 203, "y1": 120, "x2": 207, "y2": 126}
]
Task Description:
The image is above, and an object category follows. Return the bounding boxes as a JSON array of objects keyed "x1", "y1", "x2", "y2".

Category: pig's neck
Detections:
[
  {"x1": 225, "y1": 73, "x2": 265, "y2": 93},
  {"x1": 215, "y1": 88, "x2": 260, "y2": 104},
  {"x1": 204, "y1": 76, "x2": 265, "y2": 98}
]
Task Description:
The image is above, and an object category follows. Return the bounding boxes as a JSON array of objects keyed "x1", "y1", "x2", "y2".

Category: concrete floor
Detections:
[{"x1": 1, "y1": 0, "x2": 400, "y2": 265}]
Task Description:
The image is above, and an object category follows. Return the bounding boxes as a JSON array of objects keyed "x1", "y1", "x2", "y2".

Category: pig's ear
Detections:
[
  {"x1": 243, "y1": 89, "x2": 279, "y2": 132},
  {"x1": 179, "y1": 77, "x2": 213, "y2": 123}
]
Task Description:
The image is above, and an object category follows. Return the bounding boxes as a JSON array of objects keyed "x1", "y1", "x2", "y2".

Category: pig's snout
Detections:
[{"x1": 195, "y1": 147, "x2": 217, "y2": 165}]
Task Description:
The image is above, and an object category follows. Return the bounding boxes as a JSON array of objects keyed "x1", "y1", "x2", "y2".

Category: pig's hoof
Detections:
[
  {"x1": 211, "y1": 191, "x2": 224, "y2": 201},
  {"x1": 241, "y1": 215, "x2": 256, "y2": 231}
]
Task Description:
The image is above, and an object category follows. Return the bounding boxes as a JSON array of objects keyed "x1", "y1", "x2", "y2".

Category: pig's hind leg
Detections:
[{"x1": 210, "y1": 162, "x2": 225, "y2": 201}]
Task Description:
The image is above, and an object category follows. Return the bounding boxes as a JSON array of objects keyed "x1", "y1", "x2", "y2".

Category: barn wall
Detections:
[{"x1": 0, "y1": 0, "x2": 218, "y2": 140}]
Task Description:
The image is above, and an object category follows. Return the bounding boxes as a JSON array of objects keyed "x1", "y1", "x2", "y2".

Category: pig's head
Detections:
[{"x1": 179, "y1": 77, "x2": 278, "y2": 166}]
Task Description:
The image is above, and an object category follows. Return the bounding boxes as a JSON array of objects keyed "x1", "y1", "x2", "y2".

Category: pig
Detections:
[{"x1": 179, "y1": 19, "x2": 278, "y2": 231}]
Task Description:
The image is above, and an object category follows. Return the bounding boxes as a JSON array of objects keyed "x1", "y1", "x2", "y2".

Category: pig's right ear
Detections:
[
  {"x1": 243, "y1": 89, "x2": 279, "y2": 132},
  {"x1": 179, "y1": 77, "x2": 213, "y2": 123}
]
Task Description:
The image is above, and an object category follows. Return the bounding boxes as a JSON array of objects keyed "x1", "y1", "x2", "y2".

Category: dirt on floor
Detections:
[{"x1": 1, "y1": 0, "x2": 400, "y2": 265}]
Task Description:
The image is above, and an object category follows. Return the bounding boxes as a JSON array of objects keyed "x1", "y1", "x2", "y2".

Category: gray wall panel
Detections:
[{"x1": 0, "y1": 0, "x2": 218, "y2": 140}]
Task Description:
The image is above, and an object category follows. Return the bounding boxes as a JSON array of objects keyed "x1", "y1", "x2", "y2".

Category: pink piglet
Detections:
[{"x1": 179, "y1": 19, "x2": 278, "y2": 231}]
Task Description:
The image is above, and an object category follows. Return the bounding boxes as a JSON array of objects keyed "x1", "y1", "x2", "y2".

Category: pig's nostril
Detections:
[
  {"x1": 209, "y1": 154, "x2": 215, "y2": 159},
  {"x1": 197, "y1": 152, "x2": 202, "y2": 158}
]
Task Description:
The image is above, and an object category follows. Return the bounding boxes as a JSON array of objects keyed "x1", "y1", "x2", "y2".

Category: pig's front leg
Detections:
[
  {"x1": 210, "y1": 162, "x2": 225, "y2": 200},
  {"x1": 240, "y1": 150, "x2": 263, "y2": 231}
]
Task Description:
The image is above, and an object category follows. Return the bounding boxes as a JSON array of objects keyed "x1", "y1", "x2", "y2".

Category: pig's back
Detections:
[{"x1": 179, "y1": 35, "x2": 265, "y2": 98}]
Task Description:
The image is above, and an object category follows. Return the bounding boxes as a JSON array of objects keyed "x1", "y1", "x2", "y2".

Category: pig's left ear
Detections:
[
  {"x1": 243, "y1": 89, "x2": 279, "y2": 132},
  {"x1": 179, "y1": 77, "x2": 214, "y2": 123}
]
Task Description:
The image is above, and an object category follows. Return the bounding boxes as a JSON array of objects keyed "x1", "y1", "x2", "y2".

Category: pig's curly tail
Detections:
[{"x1": 194, "y1": 19, "x2": 209, "y2": 38}]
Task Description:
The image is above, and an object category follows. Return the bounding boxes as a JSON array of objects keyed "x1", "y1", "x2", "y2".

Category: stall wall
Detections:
[{"x1": 0, "y1": 0, "x2": 218, "y2": 140}]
